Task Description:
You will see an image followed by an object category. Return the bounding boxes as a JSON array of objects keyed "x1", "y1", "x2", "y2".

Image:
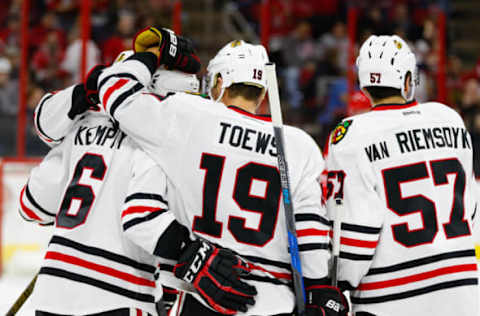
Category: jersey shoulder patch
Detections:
[{"x1": 331, "y1": 119, "x2": 353, "y2": 145}]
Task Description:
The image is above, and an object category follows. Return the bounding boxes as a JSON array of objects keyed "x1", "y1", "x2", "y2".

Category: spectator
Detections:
[
  {"x1": 318, "y1": 21, "x2": 349, "y2": 73},
  {"x1": 46, "y1": 0, "x2": 78, "y2": 31},
  {"x1": 282, "y1": 20, "x2": 318, "y2": 108},
  {"x1": 0, "y1": 14, "x2": 21, "y2": 52},
  {"x1": 459, "y1": 78, "x2": 480, "y2": 176},
  {"x1": 0, "y1": 57, "x2": 18, "y2": 116},
  {"x1": 32, "y1": 30, "x2": 66, "y2": 90},
  {"x1": 61, "y1": 26, "x2": 100, "y2": 84},
  {"x1": 30, "y1": 11, "x2": 66, "y2": 51},
  {"x1": 102, "y1": 10, "x2": 136, "y2": 64}
]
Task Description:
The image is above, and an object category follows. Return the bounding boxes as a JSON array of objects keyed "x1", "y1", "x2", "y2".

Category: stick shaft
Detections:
[
  {"x1": 331, "y1": 199, "x2": 343, "y2": 287},
  {"x1": 265, "y1": 63, "x2": 306, "y2": 314},
  {"x1": 7, "y1": 274, "x2": 37, "y2": 316}
]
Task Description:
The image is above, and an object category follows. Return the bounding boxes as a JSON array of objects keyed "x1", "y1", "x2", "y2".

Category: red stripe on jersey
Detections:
[
  {"x1": 19, "y1": 186, "x2": 42, "y2": 221},
  {"x1": 371, "y1": 101, "x2": 418, "y2": 111},
  {"x1": 121, "y1": 206, "x2": 163, "y2": 218},
  {"x1": 136, "y1": 309, "x2": 142, "y2": 316},
  {"x1": 358, "y1": 263, "x2": 478, "y2": 291},
  {"x1": 327, "y1": 231, "x2": 378, "y2": 248},
  {"x1": 45, "y1": 251, "x2": 156, "y2": 287},
  {"x1": 102, "y1": 78, "x2": 129, "y2": 110},
  {"x1": 297, "y1": 228, "x2": 329, "y2": 237},
  {"x1": 340, "y1": 236, "x2": 378, "y2": 248},
  {"x1": 227, "y1": 106, "x2": 272, "y2": 122},
  {"x1": 249, "y1": 263, "x2": 292, "y2": 280}
]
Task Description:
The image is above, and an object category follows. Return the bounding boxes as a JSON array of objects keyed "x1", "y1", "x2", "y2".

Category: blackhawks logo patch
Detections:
[{"x1": 331, "y1": 120, "x2": 353, "y2": 144}]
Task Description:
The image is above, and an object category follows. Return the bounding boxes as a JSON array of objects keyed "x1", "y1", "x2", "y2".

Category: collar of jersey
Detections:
[
  {"x1": 371, "y1": 100, "x2": 419, "y2": 111},
  {"x1": 227, "y1": 105, "x2": 272, "y2": 122}
]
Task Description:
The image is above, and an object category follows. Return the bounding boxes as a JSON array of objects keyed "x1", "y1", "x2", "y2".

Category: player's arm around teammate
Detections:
[
  {"x1": 96, "y1": 27, "x2": 349, "y2": 316},
  {"x1": 122, "y1": 149, "x2": 257, "y2": 315}
]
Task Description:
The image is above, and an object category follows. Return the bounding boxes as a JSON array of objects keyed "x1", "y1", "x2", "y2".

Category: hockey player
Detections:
[
  {"x1": 324, "y1": 35, "x2": 479, "y2": 316},
  {"x1": 96, "y1": 29, "x2": 348, "y2": 316},
  {"x1": 34, "y1": 27, "x2": 349, "y2": 316},
  {"x1": 21, "y1": 45, "x2": 256, "y2": 315}
]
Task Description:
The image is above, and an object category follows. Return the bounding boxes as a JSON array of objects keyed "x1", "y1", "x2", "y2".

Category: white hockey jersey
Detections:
[
  {"x1": 90, "y1": 55, "x2": 330, "y2": 315},
  {"x1": 21, "y1": 86, "x2": 187, "y2": 315},
  {"x1": 324, "y1": 100, "x2": 479, "y2": 316}
]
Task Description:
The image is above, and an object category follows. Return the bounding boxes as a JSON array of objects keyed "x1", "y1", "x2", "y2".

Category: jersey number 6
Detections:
[
  {"x1": 193, "y1": 153, "x2": 281, "y2": 247},
  {"x1": 57, "y1": 153, "x2": 107, "y2": 229}
]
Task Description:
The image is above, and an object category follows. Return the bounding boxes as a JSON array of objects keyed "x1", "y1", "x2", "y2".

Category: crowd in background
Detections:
[
  {"x1": 0, "y1": 0, "x2": 478, "y2": 175},
  {"x1": 0, "y1": 0, "x2": 173, "y2": 156},
  {"x1": 235, "y1": 0, "x2": 480, "y2": 175}
]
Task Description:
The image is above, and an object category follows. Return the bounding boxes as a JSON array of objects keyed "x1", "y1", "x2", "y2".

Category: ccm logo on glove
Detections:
[{"x1": 182, "y1": 241, "x2": 210, "y2": 282}]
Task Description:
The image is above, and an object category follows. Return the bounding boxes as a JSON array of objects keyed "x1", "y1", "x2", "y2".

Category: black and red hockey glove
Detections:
[
  {"x1": 173, "y1": 239, "x2": 257, "y2": 315},
  {"x1": 306, "y1": 285, "x2": 349, "y2": 316},
  {"x1": 67, "y1": 64, "x2": 105, "y2": 120},
  {"x1": 133, "y1": 26, "x2": 200, "y2": 74},
  {"x1": 84, "y1": 64, "x2": 106, "y2": 106},
  {"x1": 161, "y1": 286, "x2": 179, "y2": 312}
]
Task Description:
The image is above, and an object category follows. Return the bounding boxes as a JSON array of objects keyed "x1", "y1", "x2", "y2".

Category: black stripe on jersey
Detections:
[
  {"x1": 366, "y1": 249, "x2": 477, "y2": 276},
  {"x1": 340, "y1": 223, "x2": 381, "y2": 234},
  {"x1": 39, "y1": 267, "x2": 155, "y2": 303},
  {"x1": 110, "y1": 83, "x2": 144, "y2": 117},
  {"x1": 49, "y1": 236, "x2": 156, "y2": 274},
  {"x1": 125, "y1": 192, "x2": 169, "y2": 206},
  {"x1": 18, "y1": 209, "x2": 34, "y2": 222},
  {"x1": 159, "y1": 264, "x2": 175, "y2": 272},
  {"x1": 299, "y1": 243, "x2": 329, "y2": 252},
  {"x1": 340, "y1": 251, "x2": 374, "y2": 261},
  {"x1": 351, "y1": 278, "x2": 478, "y2": 304},
  {"x1": 295, "y1": 213, "x2": 330, "y2": 226},
  {"x1": 303, "y1": 277, "x2": 331, "y2": 289},
  {"x1": 123, "y1": 210, "x2": 165, "y2": 231},
  {"x1": 242, "y1": 255, "x2": 291, "y2": 270},
  {"x1": 35, "y1": 94, "x2": 63, "y2": 142},
  {"x1": 126, "y1": 52, "x2": 158, "y2": 75},
  {"x1": 242, "y1": 274, "x2": 291, "y2": 286},
  {"x1": 98, "y1": 73, "x2": 138, "y2": 92},
  {"x1": 25, "y1": 184, "x2": 56, "y2": 217}
]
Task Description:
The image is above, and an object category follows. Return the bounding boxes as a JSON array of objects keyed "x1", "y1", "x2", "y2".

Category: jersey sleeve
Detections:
[
  {"x1": 97, "y1": 53, "x2": 185, "y2": 159},
  {"x1": 18, "y1": 145, "x2": 66, "y2": 225},
  {"x1": 292, "y1": 135, "x2": 331, "y2": 286},
  {"x1": 34, "y1": 85, "x2": 81, "y2": 146},
  {"x1": 121, "y1": 149, "x2": 191, "y2": 261},
  {"x1": 324, "y1": 127, "x2": 386, "y2": 291}
]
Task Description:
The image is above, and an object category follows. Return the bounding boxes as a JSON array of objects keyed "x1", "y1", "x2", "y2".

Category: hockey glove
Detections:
[
  {"x1": 84, "y1": 64, "x2": 106, "y2": 106},
  {"x1": 161, "y1": 286, "x2": 179, "y2": 312},
  {"x1": 67, "y1": 84, "x2": 90, "y2": 120},
  {"x1": 173, "y1": 239, "x2": 257, "y2": 315},
  {"x1": 306, "y1": 286, "x2": 349, "y2": 316},
  {"x1": 133, "y1": 26, "x2": 200, "y2": 73},
  {"x1": 66, "y1": 64, "x2": 105, "y2": 120}
]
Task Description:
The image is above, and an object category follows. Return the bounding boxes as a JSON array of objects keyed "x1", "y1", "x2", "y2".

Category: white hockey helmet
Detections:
[
  {"x1": 114, "y1": 50, "x2": 200, "y2": 96},
  {"x1": 356, "y1": 35, "x2": 417, "y2": 101},
  {"x1": 206, "y1": 40, "x2": 269, "y2": 102},
  {"x1": 148, "y1": 67, "x2": 200, "y2": 96}
]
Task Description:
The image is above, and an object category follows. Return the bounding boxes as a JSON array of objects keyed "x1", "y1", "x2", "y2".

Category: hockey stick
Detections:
[
  {"x1": 6, "y1": 273, "x2": 38, "y2": 315},
  {"x1": 331, "y1": 199, "x2": 343, "y2": 287},
  {"x1": 265, "y1": 63, "x2": 306, "y2": 315}
]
